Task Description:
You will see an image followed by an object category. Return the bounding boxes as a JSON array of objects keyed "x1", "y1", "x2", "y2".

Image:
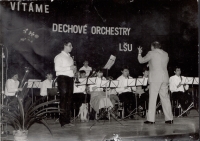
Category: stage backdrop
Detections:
[{"x1": 0, "y1": 0, "x2": 198, "y2": 82}]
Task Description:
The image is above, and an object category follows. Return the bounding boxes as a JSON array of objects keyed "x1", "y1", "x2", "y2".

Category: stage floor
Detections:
[{"x1": 2, "y1": 109, "x2": 199, "y2": 141}]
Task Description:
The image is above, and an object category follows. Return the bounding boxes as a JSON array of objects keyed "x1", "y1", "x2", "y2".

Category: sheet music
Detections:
[
  {"x1": 143, "y1": 78, "x2": 148, "y2": 86},
  {"x1": 185, "y1": 77, "x2": 194, "y2": 84},
  {"x1": 87, "y1": 77, "x2": 96, "y2": 85},
  {"x1": 27, "y1": 79, "x2": 42, "y2": 88},
  {"x1": 110, "y1": 80, "x2": 119, "y2": 88},
  {"x1": 103, "y1": 55, "x2": 116, "y2": 70},
  {"x1": 77, "y1": 78, "x2": 87, "y2": 85},
  {"x1": 100, "y1": 80, "x2": 109, "y2": 88},
  {"x1": 180, "y1": 77, "x2": 186, "y2": 84},
  {"x1": 193, "y1": 77, "x2": 199, "y2": 84},
  {"x1": 136, "y1": 78, "x2": 144, "y2": 86},
  {"x1": 127, "y1": 79, "x2": 136, "y2": 87}
]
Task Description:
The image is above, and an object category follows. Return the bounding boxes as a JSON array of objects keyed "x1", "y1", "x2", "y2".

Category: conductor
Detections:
[{"x1": 137, "y1": 41, "x2": 173, "y2": 124}]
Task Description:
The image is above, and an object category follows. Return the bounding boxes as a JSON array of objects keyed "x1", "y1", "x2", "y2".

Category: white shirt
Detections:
[
  {"x1": 116, "y1": 75, "x2": 136, "y2": 94},
  {"x1": 90, "y1": 77, "x2": 106, "y2": 92},
  {"x1": 5, "y1": 79, "x2": 19, "y2": 96},
  {"x1": 169, "y1": 75, "x2": 189, "y2": 93},
  {"x1": 54, "y1": 51, "x2": 74, "y2": 77},
  {"x1": 79, "y1": 66, "x2": 92, "y2": 76},
  {"x1": 40, "y1": 79, "x2": 53, "y2": 96}
]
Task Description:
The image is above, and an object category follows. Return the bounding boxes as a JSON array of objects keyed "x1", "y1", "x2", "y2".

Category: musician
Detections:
[
  {"x1": 72, "y1": 70, "x2": 87, "y2": 121},
  {"x1": 40, "y1": 71, "x2": 53, "y2": 96},
  {"x1": 169, "y1": 67, "x2": 190, "y2": 114},
  {"x1": 4, "y1": 72, "x2": 22, "y2": 104},
  {"x1": 54, "y1": 41, "x2": 76, "y2": 127},
  {"x1": 79, "y1": 70, "x2": 91, "y2": 103},
  {"x1": 79, "y1": 60, "x2": 92, "y2": 77},
  {"x1": 116, "y1": 67, "x2": 136, "y2": 118},
  {"x1": 137, "y1": 68, "x2": 149, "y2": 118},
  {"x1": 89, "y1": 69, "x2": 113, "y2": 118},
  {"x1": 138, "y1": 41, "x2": 173, "y2": 124},
  {"x1": 79, "y1": 70, "x2": 91, "y2": 122},
  {"x1": 5, "y1": 72, "x2": 22, "y2": 96}
]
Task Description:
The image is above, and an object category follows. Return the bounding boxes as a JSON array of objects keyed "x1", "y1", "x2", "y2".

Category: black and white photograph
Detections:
[{"x1": 0, "y1": 0, "x2": 199, "y2": 141}]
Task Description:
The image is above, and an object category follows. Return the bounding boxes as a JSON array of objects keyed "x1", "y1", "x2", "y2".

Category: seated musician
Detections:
[
  {"x1": 116, "y1": 66, "x2": 136, "y2": 117},
  {"x1": 169, "y1": 67, "x2": 190, "y2": 115},
  {"x1": 4, "y1": 71, "x2": 22, "y2": 104},
  {"x1": 79, "y1": 60, "x2": 92, "y2": 77},
  {"x1": 136, "y1": 68, "x2": 149, "y2": 118},
  {"x1": 72, "y1": 70, "x2": 87, "y2": 119},
  {"x1": 89, "y1": 69, "x2": 113, "y2": 117},
  {"x1": 40, "y1": 71, "x2": 54, "y2": 96}
]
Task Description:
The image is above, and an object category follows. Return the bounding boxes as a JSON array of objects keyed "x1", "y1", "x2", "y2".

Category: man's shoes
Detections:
[
  {"x1": 61, "y1": 123, "x2": 75, "y2": 128},
  {"x1": 165, "y1": 120, "x2": 173, "y2": 124},
  {"x1": 144, "y1": 121, "x2": 155, "y2": 124}
]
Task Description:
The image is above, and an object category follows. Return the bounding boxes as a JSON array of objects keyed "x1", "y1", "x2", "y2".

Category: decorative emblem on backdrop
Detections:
[{"x1": 20, "y1": 28, "x2": 39, "y2": 43}]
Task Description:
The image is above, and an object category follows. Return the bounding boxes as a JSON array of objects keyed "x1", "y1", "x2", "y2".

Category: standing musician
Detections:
[
  {"x1": 169, "y1": 67, "x2": 190, "y2": 116},
  {"x1": 116, "y1": 66, "x2": 136, "y2": 118},
  {"x1": 54, "y1": 41, "x2": 76, "y2": 127},
  {"x1": 137, "y1": 41, "x2": 173, "y2": 124},
  {"x1": 4, "y1": 71, "x2": 22, "y2": 104},
  {"x1": 79, "y1": 60, "x2": 92, "y2": 77}
]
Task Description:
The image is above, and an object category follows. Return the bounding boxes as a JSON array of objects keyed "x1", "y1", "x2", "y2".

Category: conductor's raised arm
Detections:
[{"x1": 137, "y1": 46, "x2": 152, "y2": 64}]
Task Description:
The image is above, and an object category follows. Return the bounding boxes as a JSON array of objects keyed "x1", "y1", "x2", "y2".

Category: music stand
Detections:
[
  {"x1": 89, "y1": 79, "x2": 123, "y2": 129},
  {"x1": 27, "y1": 79, "x2": 42, "y2": 104},
  {"x1": 103, "y1": 55, "x2": 116, "y2": 70},
  {"x1": 71, "y1": 77, "x2": 96, "y2": 123},
  {"x1": 102, "y1": 54, "x2": 116, "y2": 113},
  {"x1": 178, "y1": 77, "x2": 198, "y2": 117},
  {"x1": 120, "y1": 77, "x2": 148, "y2": 120}
]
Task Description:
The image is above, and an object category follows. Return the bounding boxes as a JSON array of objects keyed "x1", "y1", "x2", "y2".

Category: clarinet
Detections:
[{"x1": 72, "y1": 56, "x2": 80, "y2": 84}]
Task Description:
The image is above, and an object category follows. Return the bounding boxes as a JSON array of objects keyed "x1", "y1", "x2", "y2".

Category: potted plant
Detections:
[{"x1": 1, "y1": 83, "x2": 62, "y2": 141}]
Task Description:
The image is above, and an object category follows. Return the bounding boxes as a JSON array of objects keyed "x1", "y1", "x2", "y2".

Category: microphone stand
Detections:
[{"x1": 1, "y1": 46, "x2": 8, "y2": 136}]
